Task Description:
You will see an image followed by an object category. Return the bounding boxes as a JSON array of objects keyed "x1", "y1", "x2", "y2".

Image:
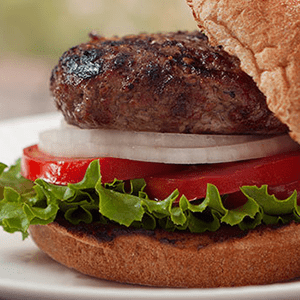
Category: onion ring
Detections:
[{"x1": 38, "y1": 125, "x2": 300, "y2": 164}]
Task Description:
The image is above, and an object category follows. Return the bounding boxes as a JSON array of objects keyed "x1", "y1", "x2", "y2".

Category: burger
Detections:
[{"x1": 1, "y1": 0, "x2": 300, "y2": 288}]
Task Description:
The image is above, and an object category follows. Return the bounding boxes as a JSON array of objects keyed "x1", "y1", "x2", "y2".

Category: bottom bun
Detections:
[{"x1": 29, "y1": 218, "x2": 300, "y2": 288}]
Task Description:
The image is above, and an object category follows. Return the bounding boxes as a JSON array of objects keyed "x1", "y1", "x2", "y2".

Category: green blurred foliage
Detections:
[{"x1": 0, "y1": 0, "x2": 197, "y2": 62}]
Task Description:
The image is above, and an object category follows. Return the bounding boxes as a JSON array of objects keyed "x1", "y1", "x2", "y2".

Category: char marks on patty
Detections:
[{"x1": 50, "y1": 31, "x2": 287, "y2": 134}]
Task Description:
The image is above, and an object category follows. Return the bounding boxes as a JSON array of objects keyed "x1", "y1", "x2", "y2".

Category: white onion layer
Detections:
[
  {"x1": 38, "y1": 125, "x2": 300, "y2": 164},
  {"x1": 59, "y1": 121, "x2": 269, "y2": 148}
]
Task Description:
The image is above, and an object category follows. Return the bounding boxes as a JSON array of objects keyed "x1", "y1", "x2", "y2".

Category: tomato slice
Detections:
[
  {"x1": 143, "y1": 150, "x2": 300, "y2": 201},
  {"x1": 21, "y1": 145, "x2": 300, "y2": 207},
  {"x1": 21, "y1": 145, "x2": 184, "y2": 185}
]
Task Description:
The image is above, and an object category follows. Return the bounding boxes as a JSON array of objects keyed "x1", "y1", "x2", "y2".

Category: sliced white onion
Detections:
[
  {"x1": 58, "y1": 121, "x2": 271, "y2": 148},
  {"x1": 38, "y1": 125, "x2": 300, "y2": 164}
]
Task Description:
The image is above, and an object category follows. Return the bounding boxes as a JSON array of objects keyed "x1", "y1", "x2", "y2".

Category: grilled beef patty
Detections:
[{"x1": 50, "y1": 31, "x2": 287, "y2": 134}]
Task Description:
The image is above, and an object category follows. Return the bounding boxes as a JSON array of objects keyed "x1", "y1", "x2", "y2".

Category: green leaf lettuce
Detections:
[{"x1": 0, "y1": 159, "x2": 299, "y2": 239}]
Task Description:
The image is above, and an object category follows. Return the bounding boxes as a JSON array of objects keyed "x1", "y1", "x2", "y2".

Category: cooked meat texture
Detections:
[{"x1": 50, "y1": 31, "x2": 288, "y2": 134}]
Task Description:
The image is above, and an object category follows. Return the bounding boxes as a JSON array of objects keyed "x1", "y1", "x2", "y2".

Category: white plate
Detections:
[{"x1": 1, "y1": 113, "x2": 300, "y2": 300}]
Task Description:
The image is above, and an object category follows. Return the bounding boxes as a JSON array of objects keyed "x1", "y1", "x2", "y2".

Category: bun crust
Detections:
[
  {"x1": 187, "y1": 0, "x2": 300, "y2": 143},
  {"x1": 29, "y1": 219, "x2": 300, "y2": 288}
]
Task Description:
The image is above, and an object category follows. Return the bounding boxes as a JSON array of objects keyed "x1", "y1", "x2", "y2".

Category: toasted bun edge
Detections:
[
  {"x1": 187, "y1": 0, "x2": 300, "y2": 143},
  {"x1": 29, "y1": 221, "x2": 300, "y2": 288}
]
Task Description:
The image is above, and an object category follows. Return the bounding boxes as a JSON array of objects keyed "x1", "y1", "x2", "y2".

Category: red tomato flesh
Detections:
[
  {"x1": 143, "y1": 151, "x2": 300, "y2": 202},
  {"x1": 21, "y1": 145, "x2": 300, "y2": 207},
  {"x1": 21, "y1": 145, "x2": 184, "y2": 185}
]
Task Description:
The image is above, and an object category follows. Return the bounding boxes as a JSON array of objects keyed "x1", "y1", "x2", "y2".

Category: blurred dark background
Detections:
[{"x1": 0, "y1": 0, "x2": 197, "y2": 120}]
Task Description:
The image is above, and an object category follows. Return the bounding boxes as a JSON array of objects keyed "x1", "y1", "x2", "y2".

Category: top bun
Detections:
[{"x1": 187, "y1": 0, "x2": 300, "y2": 143}]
